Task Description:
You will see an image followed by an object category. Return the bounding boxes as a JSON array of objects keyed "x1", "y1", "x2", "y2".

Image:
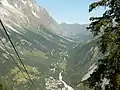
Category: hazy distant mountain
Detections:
[
  {"x1": 60, "y1": 23, "x2": 88, "y2": 36},
  {"x1": 60, "y1": 23, "x2": 93, "y2": 42}
]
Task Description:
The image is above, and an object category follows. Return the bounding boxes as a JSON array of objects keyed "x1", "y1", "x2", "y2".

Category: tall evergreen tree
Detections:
[{"x1": 85, "y1": 0, "x2": 120, "y2": 90}]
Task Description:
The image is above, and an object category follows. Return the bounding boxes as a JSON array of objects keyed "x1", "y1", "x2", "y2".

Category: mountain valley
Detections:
[{"x1": 0, "y1": 0, "x2": 99, "y2": 90}]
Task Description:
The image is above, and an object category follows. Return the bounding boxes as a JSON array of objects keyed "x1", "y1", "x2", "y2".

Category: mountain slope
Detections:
[
  {"x1": 63, "y1": 39, "x2": 102, "y2": 90},
  {"x1": 0, "y1": 0, "x2": 76, "y2": 89},
  {"x1": 0, "y1": 0, "x2": 62, "y2": 34},
  {"x1": 0, "y1": 0, "x2": 75, "y2": 51}
]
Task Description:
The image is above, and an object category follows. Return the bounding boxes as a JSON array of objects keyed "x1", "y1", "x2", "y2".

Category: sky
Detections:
[{"x1": 36, "y1": 0, "x2": 105, "y2": 24}]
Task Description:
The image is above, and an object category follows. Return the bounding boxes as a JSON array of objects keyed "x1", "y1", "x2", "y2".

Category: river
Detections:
[{"x1": 59, "y1": 72, "x2": 74, "y2": 90}]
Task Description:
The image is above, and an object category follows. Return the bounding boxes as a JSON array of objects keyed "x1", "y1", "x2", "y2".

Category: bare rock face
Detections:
[
  {"x1": 0, "y1": 0, "x2": 75, "y2": 54},
  {"x1": 0, "y1": 0, "x2": 61, "y2": 33}
]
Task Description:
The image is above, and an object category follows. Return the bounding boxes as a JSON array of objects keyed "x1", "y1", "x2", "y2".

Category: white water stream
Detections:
[{"x1": 59, "y1": 72, "x2": 74, "y2": 90}]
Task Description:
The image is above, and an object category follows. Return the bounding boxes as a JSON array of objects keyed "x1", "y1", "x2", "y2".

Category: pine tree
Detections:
[{"x1": 85, "y1": 0, "x2": 120, "y2": 90}]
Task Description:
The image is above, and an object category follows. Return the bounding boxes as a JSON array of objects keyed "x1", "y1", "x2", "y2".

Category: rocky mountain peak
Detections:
[{"x1": 0, "y1": 0, "x2": 60, "y2": 33}]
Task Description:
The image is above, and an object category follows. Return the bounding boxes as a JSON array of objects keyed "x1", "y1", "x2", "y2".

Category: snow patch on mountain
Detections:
[
  {"x1": 14, "y1": 3, "x2": 18, "y2": 8},
  {"x1": 28, "y1": 1, "x2": 34, "y2": 8},
  {"x1": 21, "y1": 0, "x2": 27, "y2": 5},
  {"x1": 1, "y1": 0, "x2": 9, "y2": 6},
  {"x1": 5, "y1": 24, "x2": 22, "y2": 34},
  {"x1": 1, "y1": 0, "x2": 14, "y2": 9},
  {"x1": 0, "y1": 7, "x2": 9, "y2": 17},
  {"x1": 32, "y1": 10, "x2": 40, "y2": 18},
  {"x1": 6, "y1": 19, "x2": 23, "y2": 29}
]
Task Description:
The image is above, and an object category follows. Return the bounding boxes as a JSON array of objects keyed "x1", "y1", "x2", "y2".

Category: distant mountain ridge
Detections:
[
  {"x1": 60, "y1": 23, "x2": 88, "y2": 36},
  {"x1": 60, "y1": 23, "x2": 93, "y2": 42}
]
